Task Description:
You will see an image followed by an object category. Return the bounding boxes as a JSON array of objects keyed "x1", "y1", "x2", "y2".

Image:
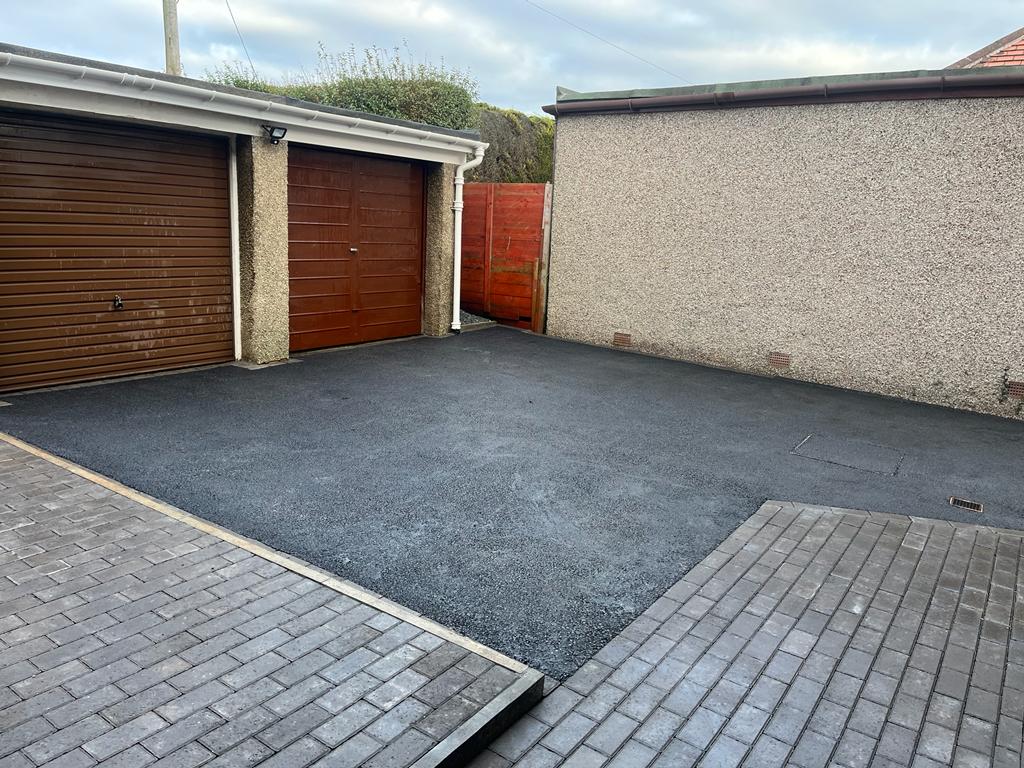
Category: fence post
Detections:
[
  {"x1": 483, "y1": 183, "x2": 495, "y2": 315},
  {"x1": 533, "y1": 182, "x2": 553, "y2": 334}
]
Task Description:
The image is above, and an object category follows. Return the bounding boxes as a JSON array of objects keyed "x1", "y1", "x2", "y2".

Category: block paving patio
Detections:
[
  {"x1": 474, "y1": 502, "x2": 1024, "y2": 768},
  {"x1": 0, "y1": 439, "x2": 540, "y2": 768}
]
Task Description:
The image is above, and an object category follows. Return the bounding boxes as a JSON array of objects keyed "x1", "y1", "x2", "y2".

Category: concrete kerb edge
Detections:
[
  {"x1": 762, "y1": 498, "x2": 1024, "y2": 540},
  {"x1": 414, "y1": 669, "x2": 545, "y2": 768},
  {"x1": 0, "y1": 430, "x2": 530, "y2": 674}
]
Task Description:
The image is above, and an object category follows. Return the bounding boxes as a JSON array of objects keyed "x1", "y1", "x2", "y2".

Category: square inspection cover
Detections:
[{"x1": 791, "y1": 433, "x2": 905, "y2": 476}]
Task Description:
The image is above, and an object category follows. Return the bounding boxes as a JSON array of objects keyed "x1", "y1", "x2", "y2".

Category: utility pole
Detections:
[{"x1": 162, "y1": 0, "x2": 182, "y2": 76}]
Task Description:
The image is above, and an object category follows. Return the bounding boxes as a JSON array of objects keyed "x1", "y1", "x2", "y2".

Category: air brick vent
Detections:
[
  {"x1": 612, "y1": 332, "x2": 633, "y2": 348},
  {"x1": 1007, "y1": 380, "x2": 1024, "y2": 399},
  {"x1": 768, "y1": 351, "x2": 792, "y2": 369}
]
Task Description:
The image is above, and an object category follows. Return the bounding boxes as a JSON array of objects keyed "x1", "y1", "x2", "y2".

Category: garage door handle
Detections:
[{"x1": 349, "y1": 247, "x2": 358, "y2": 253}]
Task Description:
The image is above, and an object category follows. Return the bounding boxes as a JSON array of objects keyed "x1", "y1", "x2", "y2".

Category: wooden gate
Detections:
[{"x1": 461, "y1": 182, "x2": 551, "y2": 332}]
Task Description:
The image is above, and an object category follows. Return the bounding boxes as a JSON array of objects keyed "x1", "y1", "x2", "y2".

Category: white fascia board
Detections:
[{"x1": 0, "y1": 52, "x2": 487, "y2": 166}]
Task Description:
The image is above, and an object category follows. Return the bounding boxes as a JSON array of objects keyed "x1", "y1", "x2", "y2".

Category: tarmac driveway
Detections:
[{"x1": 1, "y1": 327, "x2": 1022, "y2": 678}]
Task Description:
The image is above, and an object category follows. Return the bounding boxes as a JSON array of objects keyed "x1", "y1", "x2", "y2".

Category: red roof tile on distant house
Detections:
[
  {"x1": 948, "y1": 26, "x2": 1024, "y2": 68},
  {"x1": 979, "y1": 36, "x2": 1024, "y2": 67}
]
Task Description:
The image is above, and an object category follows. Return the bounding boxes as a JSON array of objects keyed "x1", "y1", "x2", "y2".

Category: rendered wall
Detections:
[
  {"x1": 423, "y1": 162, "x2": 456, "y2": 337},
  {"x1": 237, "y1": 136, "x2": 290, "y2": 364},
  {"x1": 547, "y1": 98, "x2": 1024, "y2": 418}
]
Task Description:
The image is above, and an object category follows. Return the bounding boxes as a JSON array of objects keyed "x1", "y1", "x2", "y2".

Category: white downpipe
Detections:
[
  {"x1": 451, "y1": 147, "x2": 485, "y2": 331},
  {"x1": 227, "y1": 136, "x2": 242, "y2": 360}
]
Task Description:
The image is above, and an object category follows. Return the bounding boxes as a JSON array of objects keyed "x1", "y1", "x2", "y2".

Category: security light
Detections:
[{"x1": 261, "y1": 125, "x2": 287, "y2": 144}]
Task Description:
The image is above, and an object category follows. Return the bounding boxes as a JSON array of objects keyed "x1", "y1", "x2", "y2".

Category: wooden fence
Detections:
[{"x1": 460, "y1": 183, "x2": 551, "y2": 332}]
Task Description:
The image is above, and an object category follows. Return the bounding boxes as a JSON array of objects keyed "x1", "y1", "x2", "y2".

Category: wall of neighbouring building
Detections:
[{"x1": 546, "y1": 98, "x2": 1024, "y2": 418}]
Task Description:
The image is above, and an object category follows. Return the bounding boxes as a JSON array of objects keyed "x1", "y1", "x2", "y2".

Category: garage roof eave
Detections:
[
  {"x1": 542, "y1": 66, "x2": 1024, "y2": 116},
  {"x1": 0, "y1": 44, "x2": 487, "y2": 164}
]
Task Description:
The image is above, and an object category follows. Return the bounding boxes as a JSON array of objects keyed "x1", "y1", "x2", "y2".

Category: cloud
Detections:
[{"x1": 2, "y1": 1, "x2": 1020, "y2": 113}]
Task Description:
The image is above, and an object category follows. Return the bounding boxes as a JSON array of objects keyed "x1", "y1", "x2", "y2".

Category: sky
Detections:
[{"x1": 3, "y1": 1, "x2": 1022, "y2": 113}]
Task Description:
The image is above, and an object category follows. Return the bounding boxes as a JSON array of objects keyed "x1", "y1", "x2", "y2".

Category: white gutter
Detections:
[
  {"x1": 227, "y1": 137, "x2": 242, "y2": 360},
  {"x1": 451, "y1": 147, "x2": 486, "y2": 332},
  {"x1": 0, "y1": 51, "x2": 487, "y2": 164}
]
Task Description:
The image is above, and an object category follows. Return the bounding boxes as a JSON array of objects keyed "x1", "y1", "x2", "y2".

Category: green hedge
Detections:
[
  {"x1": 208, "y1": 44, "x2": 477, "y2": 131},
  {"x1": 470, "y1": 104, "x2": 553, "y2": 184},
  {"x1": 207, "y1": 45, "x2": 553, "y2": 182}
]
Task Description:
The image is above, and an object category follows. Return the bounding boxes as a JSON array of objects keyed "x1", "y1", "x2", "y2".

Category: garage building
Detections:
[{"x1": 0, "y1": 44, "x2": 485, "y2": 392}]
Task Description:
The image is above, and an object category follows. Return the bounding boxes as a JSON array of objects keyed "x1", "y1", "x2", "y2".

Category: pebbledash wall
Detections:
[{"x1": 543, "y1": 70, "x2": 1024, "y2": 419}]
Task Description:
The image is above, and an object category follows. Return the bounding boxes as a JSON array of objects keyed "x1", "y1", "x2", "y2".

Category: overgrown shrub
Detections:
[
  {"x1": 206, "y1": 45, "x2": 554, "y2": 181},
  {"x1": 470, "y1": 104, "x2": 554, "y2": 184},
  {"x1": 208, "y1": 43, "x2": 477, "y2": 131}
]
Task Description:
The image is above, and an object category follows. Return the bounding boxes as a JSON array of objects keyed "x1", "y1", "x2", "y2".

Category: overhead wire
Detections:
[
  {"x1": 520, "y1": 0, "x2": 692, "y2": 84},
  {"x1": 224, "y1": 0, "x2": 258, "y2": 78}
]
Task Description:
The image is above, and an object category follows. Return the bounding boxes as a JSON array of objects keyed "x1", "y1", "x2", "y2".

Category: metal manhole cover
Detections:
[{"x1": 791, "y1": 434, "x2": 905, "y2": 476}]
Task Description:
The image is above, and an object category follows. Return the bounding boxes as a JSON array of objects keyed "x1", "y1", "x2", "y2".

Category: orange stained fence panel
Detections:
[{"x1": 460, "y1": 182, "x2": 551, "y2": 332}]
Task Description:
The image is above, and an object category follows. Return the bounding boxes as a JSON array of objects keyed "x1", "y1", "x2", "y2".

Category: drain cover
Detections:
[
  {"x1": 791, "y1": 434, "x2": 904, "y2": 476},
  {"x1": 949, "y1": 496, "x2": 983, "y2": 513}
]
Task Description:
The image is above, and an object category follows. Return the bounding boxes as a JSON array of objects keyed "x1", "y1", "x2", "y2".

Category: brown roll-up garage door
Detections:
[
  {"x1": 0, "y1": 110, "x2": 233, "y2": 393},
  {"x1": 288, "y1": 146, "x2": 424, "y2": 351}
]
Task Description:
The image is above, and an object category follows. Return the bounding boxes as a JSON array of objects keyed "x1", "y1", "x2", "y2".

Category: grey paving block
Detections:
[
  {"x1": 651, "y1": 739, "x2": 701, "y2": 768},
  {"x1": 0, "y1": 717, "x2": 55, "y2": 760},
  {"x1": 575, "y1": 684, "x2": 627, "y2": 727},
  {"x1": 416, "y1": 666, "x2": 476, "y2": 707},
  {"x1": 364, "y1": 668, "x2": 429, "y2": 711},
  {"x1": 45, "y1": 684, "x2": 127, "y2": 729},
  {"x1": 321, "y1": 647, "x2": 379, "y2": 684},
  {"x1": 156, "y1": 680, "x2": 232, "y2": 722},
  {"x1": 363, "y1": 728, "x2": 433, "y2": 768},
  {"x1": 203, "y1": 738, "x2": 274, "y2": 768},
  {"x1": 103, "y1": 683, "x2": 180, "y2": 727},
  {"x1": 316, "y1": 671, "x2": 380, "y2": 714},
  {"x1": 532, "y1": 687, "x2": 583, "y2": 727},
  {"x1": 490, "y1": 715, "x2": 551, "y2": 762},
  {"x1": 362, "y1": 697, "x2": 429, "y2": 744},
  {"x1": 117, "y1": 656, "x2": 191, "y2": 696},
  {"x1": 142, "y1": 709, "x2": 223, "y2": 757},
  {"x1": 9, "y1": 659, "x2": 87, "y2": 699},
  {"x1": 271, "y1": 649, "x2": 334, "y2": 686},
  {"x1": 218, "y1": 651, "x2": 287, "y2": 690},
  {"x1": 366, "y1": 644, "x2": 425, "y2": 681},
  {"x1": 22, "y1": 714, "x2": 111, "y2": 764},
  {"x1": 584, "y1": 711, "x2": 639, "y2": 756},
  {"x1": 541, "y1": 712, "x2": 599, "y2": 757},
  {"x1": 417, "y1": 693, "x2": 480, "y2": 739},
  {"x1": 210, "y1": 677, "x2": 284, "y2": 718},
  {"x1": 81, "y1": 712, "x2": 167, "y2": 761},
  {"x1": 263, "y1": 675, "x2": 333, "y2": 717},
  {"x1": 254, "y1": 736, "x2": 328, "y2": 768},
  {"x1": 311, "y1": 732, "x2": 382, "y2": 768},
  {"x1": 564, "y1": 662, "x2": 613, "y2": 696},
  {"x1": 312, "y1": 700, "x2": 382, "y2": 747}
]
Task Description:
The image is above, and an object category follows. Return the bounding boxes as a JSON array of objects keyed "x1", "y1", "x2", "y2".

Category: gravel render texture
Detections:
[{"x1": 1, "y1": 326, "x2": 1022, "y2": 679}]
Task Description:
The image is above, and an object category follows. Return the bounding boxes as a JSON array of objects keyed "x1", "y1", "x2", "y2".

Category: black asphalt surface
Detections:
[{"x1": 3, "y1": 327, "x2": 1023, "y2": 678}]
